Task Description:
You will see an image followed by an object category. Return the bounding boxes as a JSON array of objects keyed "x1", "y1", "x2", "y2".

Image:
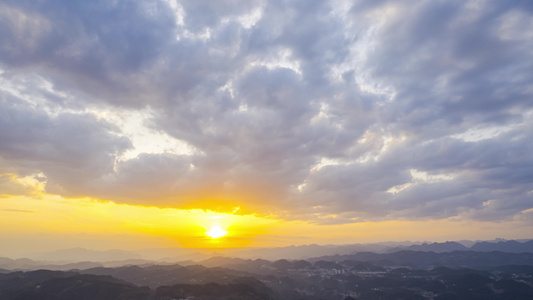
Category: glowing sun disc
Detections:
[{"x1": 206, "y1": 225, "x2": 228, "y2": 239}]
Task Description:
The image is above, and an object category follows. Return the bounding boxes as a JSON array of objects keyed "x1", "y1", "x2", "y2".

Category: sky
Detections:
[{"x1": 1, "y1": 0, "x2": 533, "y2": 256}]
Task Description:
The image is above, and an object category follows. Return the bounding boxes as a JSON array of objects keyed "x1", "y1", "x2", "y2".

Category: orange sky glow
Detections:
[
  {"x1": 2, "y1": 191, "x2": 532, "y2": 257},
  {"x1": 1, "y1": 0, "x2": 532, "y2": 258}
]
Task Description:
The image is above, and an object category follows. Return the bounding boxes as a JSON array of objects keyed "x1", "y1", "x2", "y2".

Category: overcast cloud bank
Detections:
[{"x1": 0, "y1": 0, "x2": 532, "y2": 224}]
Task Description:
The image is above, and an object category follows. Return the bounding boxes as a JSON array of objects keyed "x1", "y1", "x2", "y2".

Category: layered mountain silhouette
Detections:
[
  {"x1": 32, "y1": 247, "x2": 142, "y2": 262},
  {"x1": 2, "y1": 260, "x2": 533, "y2": 300},
  {"x1": 471, "y1": 240, "x2": 533, "y2": 252},
  {"x1": 386, "y1": 241, "x2": 468, "y2": 253},
  {"x1": 3, "y1": 239, "x2": 533, "y2": 273},
  {"x1": 10, "y1": 239, "x2": 532, "y2": 267},
  {"x1": 0, "y1": 270, "x2": 275, "y2": 300}
]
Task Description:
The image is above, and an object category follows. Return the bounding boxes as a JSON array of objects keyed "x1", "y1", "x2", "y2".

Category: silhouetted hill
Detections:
[
  {"x1": 291, "y1": 260, "x2": 312, "y2": 269},
  {"x1": 0, "y1": 270, "x2": 150, "y2": 300},
  {"x1": 0, "y1": 270, "x2": 75, "y2": 292},
  {"x1": 0, "y1": 257, "x2": 105, "y2": 271},
  {"x1": 0, "y1": 270, "x2": 277, "y2": 300},
  {"x1": 314, "y1": 260, "x2": 343, "y2": 270},
  {"x1": 340, "y1": 261, "x2": 386, "y2": 272},
  {"x1": 490, "y1": 264, "x2": 533, "y2": 275},
  {"x1": 386, "y1": 241, "x2": 468, "y2": 253},
  {"x1": 471, "y1": 240, "x2": 533, "y2": 252},
  {"x1": 155, "y1": 277, "x2": 277, "y2": 300},
  {"x1": 81, "y1": 264, "x2": 252, "y2": 288},
  {"x1": 199, "y1": 256, "x2": 247, "y2": 267},
  {"x1": 0, "y1": 257, "x2": 44, "y2": 270},
  {"x1": 197, "y1": 257, "x2": 318, "y2": 274},
  {"x1": 271, "y1": 259, "x2": 291, "y2": 270}
]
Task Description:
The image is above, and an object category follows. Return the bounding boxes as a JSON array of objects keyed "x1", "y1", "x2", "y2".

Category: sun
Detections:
[{"x1": 206, "y1": 225, "x2": 228, "y2": 239}]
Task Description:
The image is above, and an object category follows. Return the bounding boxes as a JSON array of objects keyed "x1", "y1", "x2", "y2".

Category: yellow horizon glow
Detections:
[{"x1": 2, "y1": 193, "x2": 533, "y2": 255}]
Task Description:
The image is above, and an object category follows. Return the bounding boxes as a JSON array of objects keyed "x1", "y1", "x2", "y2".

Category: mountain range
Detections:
[
  {"x1": 2, "y1": 239, "x2": 532, "y2": 271},
  {"x1": 2, "y1": 257, "x2": 533, "y2": 300}
]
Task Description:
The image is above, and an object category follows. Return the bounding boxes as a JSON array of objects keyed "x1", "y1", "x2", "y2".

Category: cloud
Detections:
[
  {"x1": 0, "y1": 93, "x2": 131, "y2": 197},
  {"x1": 0, "y1": 174, "x2": 38, "y2": 198},
  {"x1": 0, "y1": 208, "x2": 35, "y2": 213},
  {"x1": 0, "y1": 0, "x2": 532, "y2": 224}
]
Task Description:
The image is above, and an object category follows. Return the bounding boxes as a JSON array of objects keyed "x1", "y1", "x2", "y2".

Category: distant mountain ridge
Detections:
[
  {"x1": 32, "y1": 247, "x2": 142, "y2": 262},
  {"x1": 3, "y1": 239, "x2": 533, "y2": 268},
  {"x1": 386, "y1": 241, "x2": 468, "y2": 253},
  {"x1": 231, "y1": 243, "x2": 395, "y2": 260},
  {"x1": 0, "y1": 256, "x2": 160, "y2": 271},
  {"x1": 471, "y1": 240, "x2": 533, "y2": 253}
]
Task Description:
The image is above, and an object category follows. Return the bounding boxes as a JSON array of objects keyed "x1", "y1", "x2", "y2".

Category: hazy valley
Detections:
[{"x1": 2, "y1": 239, "x2": 533, "y2": 299}]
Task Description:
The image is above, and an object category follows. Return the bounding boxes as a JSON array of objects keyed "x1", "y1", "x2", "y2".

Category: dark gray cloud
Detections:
[
  {"x1": 353, "y1": 0, "x2": 533, "y2": 137},
  {"x1": 0, "y1": 0, "x2": 176, "y2": 107},
  {"x1": 0, "y1": 93, "x2": 131, "y2": 196},
  {"x1": 0, "y1": 0, "x2": 532, "y2": 223}
]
